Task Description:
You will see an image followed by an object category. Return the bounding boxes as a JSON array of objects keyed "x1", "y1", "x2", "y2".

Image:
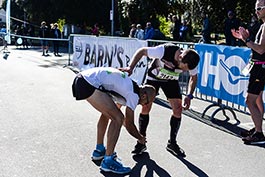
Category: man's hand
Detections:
[
  {"x1": 182, "y1": 96, "x2": 191, "y2": 110},
  {"x1": 119, "y1": 67, "x2": 133, "y2": 76},
  {"x1": 138, "y1": 135, "x2": 146, "y2": 144},
  {"x1": 231, "y1": 27, "x2": 250, "y2": 41}
]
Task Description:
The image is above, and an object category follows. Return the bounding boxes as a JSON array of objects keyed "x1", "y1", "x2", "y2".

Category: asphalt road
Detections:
[{"x1": 0, "y1": 46, "x2": 264, "y2": 177}]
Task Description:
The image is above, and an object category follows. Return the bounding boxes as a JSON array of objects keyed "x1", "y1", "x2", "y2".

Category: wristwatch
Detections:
[{"x1": 245, "y1": 38, "x2": 251, "y2": 43}]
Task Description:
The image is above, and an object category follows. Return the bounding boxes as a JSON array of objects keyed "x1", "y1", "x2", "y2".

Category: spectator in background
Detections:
[
  {"x1": 91, "y1": 23, "x2": 99, "y2": 36},
  {"x1": 51, "y1": 23, "x2": 62, "y2": 56},
  {"x1": 179, "y1": 20, "x2": 189, "y2": 42},
  {"x1": 28, "y1": 24, "x2": 35, "y2": 37},
  {"x1": 201, "y1": 12, "x2": 211, "y2": 44},
  {"x1": 79, "y1": 24, "x2": 87, "y2": 34},
  {"x1": 39, "y1": 21, "x2": 50, "y2": 56},
  {"x1": 168, "y1": 14, "x2": 174, "y2": 39},
  {"x1": 27, "y1": 24, "x2": 35, "y2": 47},
  {"x1": 129, "y1": 24, "x2": 136, "y2": 38},
  {"x1": 171, "y1": 15, "x2": 181, "y2": 41},
  {"x1": 224, "y1": 11, "x2": 241, "y2": 46},
  {"x1": 248, "y1": 14, "x2": 262, "y2": 41},
  {"x1": 14, "y1": 25, "x2": 22, "y2": 47},
  {"x1": 134, "y1": 24, "x2": 144, "y2": 40},
  {"x1": 144, "y1": 22, "x2": 154, "y2": 40},
  {"x1": 21, "y1": 25, "x2": 29, "y2": 48}
]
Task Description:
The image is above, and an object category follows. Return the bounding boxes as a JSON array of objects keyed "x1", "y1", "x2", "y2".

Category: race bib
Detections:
[
  {"x1": 156, "y1": 68, "x2": 180, "y2": 80},
  {"x1": 242, "y1": 60, "x2": 254, "y2": 76}
]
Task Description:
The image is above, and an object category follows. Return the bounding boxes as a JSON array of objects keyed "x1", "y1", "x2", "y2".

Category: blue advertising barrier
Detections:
[{"x1": 195, "y1": 44, "x2": 252, "y2": 107}]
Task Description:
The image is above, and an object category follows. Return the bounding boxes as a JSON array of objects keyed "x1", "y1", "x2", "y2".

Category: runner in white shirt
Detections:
[
  {"x1": 121, "y1": 43, "x2": 200, "y2": 158},
  {"x1": 72, "y1": 67, "x2": 156, "y2": 174}
]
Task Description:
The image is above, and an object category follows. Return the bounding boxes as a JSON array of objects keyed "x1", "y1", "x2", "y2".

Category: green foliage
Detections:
[
  {"x1": 4, "y1": 0, "x2": 258, "y2": 37},
  {"x1": 157, "y1": 15, "x2": 171, "y2": 37},
  {"x1": 57, "y1": 19, "x2": 65, "y2": 32}
]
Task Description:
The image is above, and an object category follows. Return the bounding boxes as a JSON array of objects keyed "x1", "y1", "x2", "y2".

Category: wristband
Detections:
[
  {"x1": 245, "y1": 38, "x2": 251, "y2": 43},
  {"x1": 187, "y1": 94, "x2": 194, "y2": 99}
]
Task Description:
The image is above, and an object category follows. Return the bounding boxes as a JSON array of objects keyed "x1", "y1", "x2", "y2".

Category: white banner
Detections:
[{"x1": 73, "y1": 35, "x2": 148, "y2": 85}]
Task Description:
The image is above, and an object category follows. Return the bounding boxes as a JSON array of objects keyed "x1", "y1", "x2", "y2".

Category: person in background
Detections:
[
  {"x1": 91, "y1": 23, "x2": 100, "y2": 36},
  {"x1": 129, "y1": 24, "x2": 136, "y2": 38},
  {"x1": 121, "y1": 43, "x2": 200, "y2": 157},
  {"x1": 14, "y1": 25, "x2": 22, "y2": 47},
  {"x1": 134, "y1": 24, "x2": 144, "y2": 40},
  {"x1": 172, "y1": 15, "x2": 181, "y2": 41},
  {"x1": 179, "y1": 20, "x2": 189, "y2": 42},
  {"x1": 51, "y1": 23, "x2": 62, "y2": 56},
  {"x1": 201, "y1": 12, "x2": 211, "y2": 44},
  {"x1": 39, "y1": 21, "x2": 50, "y2": 56},
  {"x1": 72, "y1": 67, "x2": 156, "y2": 174},
  {"x1": 231, "y1": 0, "x2": 265, "y2": 145},
  {"x1": 144, "y1": 22, "x2": 154, "y2": 40},
  {"x1": 224, "y1": 11, "x2": 241, "y2": 46}
]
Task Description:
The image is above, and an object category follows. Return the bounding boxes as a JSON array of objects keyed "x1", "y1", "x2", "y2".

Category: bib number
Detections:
[
  {"x1": 242, "y1": 60, "x2": 254, "y2": 76},
  {"x1": 156, "y1": 68, "x2": 180, "y2": 80}
]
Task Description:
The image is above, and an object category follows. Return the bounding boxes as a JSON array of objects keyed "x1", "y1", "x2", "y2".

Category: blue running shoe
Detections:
[
  {"x1": 91, "y1": 144, "x2": 106, "y2": 161},
  {"x1": 100, "y1": 153, "x2": 131, "y2": 174}
]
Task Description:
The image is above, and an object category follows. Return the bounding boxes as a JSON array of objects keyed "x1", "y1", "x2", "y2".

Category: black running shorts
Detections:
[
  {"x1": 72, "y1": 74, "x2": 96, "y2": 100},
  {"x1": 248, "y1": 64, "x2": 265, "y2": 95},
  {"x1": 146, "y1": 79, "x2": 182, "y2": 99}
]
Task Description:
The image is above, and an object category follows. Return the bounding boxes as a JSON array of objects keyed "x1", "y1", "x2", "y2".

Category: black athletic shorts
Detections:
[
  {"x1": 72, "y1": 74, "x2": 96, "y2": 100},
  {"x1": 146, "y1": 79, "x2": 182, "y2": 99},
  {"x1": 248, "y1": 64, "x2": 265, "y2": 95}
]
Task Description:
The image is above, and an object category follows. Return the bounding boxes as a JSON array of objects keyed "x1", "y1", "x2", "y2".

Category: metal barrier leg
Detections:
[
  {"x1": 201, "y1": 102, "x2": 220, "y2": 118},
  {"x1": 202, "y1": 99, "x2": 239, "y2": 123},
  {"x1": 210, "y1": 105, "x2": 239, "y2": 124}
]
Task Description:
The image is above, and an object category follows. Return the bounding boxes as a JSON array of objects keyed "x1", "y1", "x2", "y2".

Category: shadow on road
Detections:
[
  {"x1": 100, "y1": 171, "x2": 130, "y2": 177},
  {"x1": 154, "y1": 98, "x2": 242, "y2": 137},
  {"x1": 176, "y1": 156, "x2": 209, "y2": 177},
  {"x1": 154, "y1": 97, "x2": 265, "y2": 148},
  {"x1": 130, "y1": 152, "x2": 171, "y2": 177}
]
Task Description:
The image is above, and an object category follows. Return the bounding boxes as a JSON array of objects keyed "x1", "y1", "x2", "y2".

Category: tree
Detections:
[{"x1": 1, "y1": 0, "x2": 258, "y2": 36}]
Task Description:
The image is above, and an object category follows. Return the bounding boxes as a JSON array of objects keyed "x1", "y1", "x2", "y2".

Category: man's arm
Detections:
[
  {"x1": 124, "y1": 107, "x2": 145, "y2": 144},
  {"x1": 245, "y1": 25, "x2": 265, "y2": 55},
  {"x1": 120, "y1": 47, "x2": 148, "y2": 76},
  {"x1": 232, "y1": 25, "x2": 265, "y2": 54},
  {"x1": 183, "y1": 74, "x2": 198, "y2": 110},
  {"x1": 187, "y1": 74, "x2": 197, "y2": 96}
]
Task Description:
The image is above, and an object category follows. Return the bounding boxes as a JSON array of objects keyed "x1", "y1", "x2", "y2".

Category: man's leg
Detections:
[
  {"x1": 256, "y1": 92, "x2": 264, "y2": 118},
  {"x1": 168, "y1": 98, "x2": 182, "y2": 142},
  {"x1": 131, "y1": 103, "x2": 152, "y2": 154},
  {"x1": 246, "y1": 93, "x2": 263, "y2": 132},
  {"x1": 246, "y1": 92, "x2": 265, "y2": 136},
  {"x1": 166, "y1": 98, "x2": 186, "y2": 157},
  {"x1": 92, "y1": 114, "x2": 109, "y2": 160},
  {"x1": 243, "y1": 92, "x2": 265, "y2": 144},
  {"x1": 87, "y1": 90, "x2": 131, "y2": 174},
  {"x1": 139, "y1": 103, "x2": 153, "y2": 136},
  {"x1": 132, "y1": 80, "x2": 158, "y2": 154},
  {"x1": 96, "y1": 114, "x2": 109, "y2": 145},
  {"x1": 86, "y1": 90, "x2": 123, "y2": 156}
]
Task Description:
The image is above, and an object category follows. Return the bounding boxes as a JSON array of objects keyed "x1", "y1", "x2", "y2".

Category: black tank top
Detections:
[
  {"x1": 161, "y1": 44, "x2": 180, "y2": 70},
  {"x1": 147, "y1": 44, "x2": 181, "y2": 80},
  {"x1": 252, "y1": 24, "x2": 265, "y2": 61}
]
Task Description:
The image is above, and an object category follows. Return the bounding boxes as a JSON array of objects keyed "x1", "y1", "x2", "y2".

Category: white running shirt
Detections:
[{"x1": 80, "y1": 67, "x2": 139, "y2": 110}]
